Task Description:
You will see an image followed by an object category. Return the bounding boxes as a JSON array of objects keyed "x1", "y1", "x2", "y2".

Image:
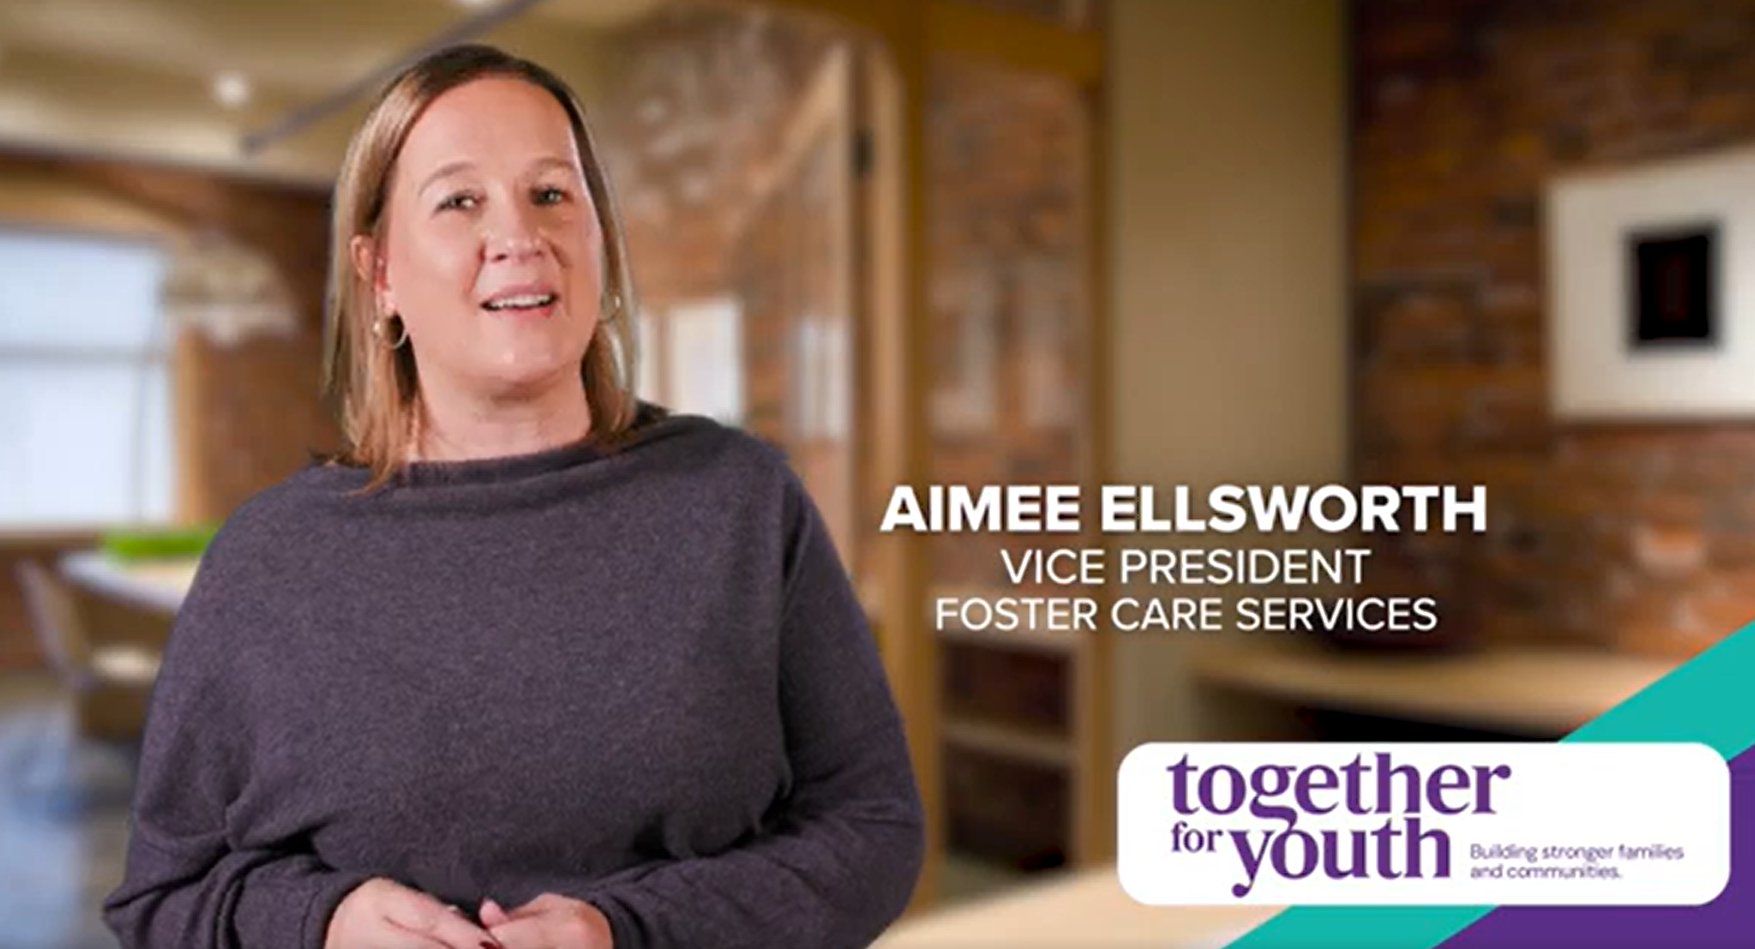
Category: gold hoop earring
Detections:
[{"x1": 373, "y1": 313, "x2": 409, "y2": 350}]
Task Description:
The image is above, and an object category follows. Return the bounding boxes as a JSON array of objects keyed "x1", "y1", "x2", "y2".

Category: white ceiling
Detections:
[{"x1": 0, "y1": 0, "x2": 672, "y2": 184}]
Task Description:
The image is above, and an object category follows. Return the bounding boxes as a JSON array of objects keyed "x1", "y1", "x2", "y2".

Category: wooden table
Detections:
[
  {"x1": 47, "y1": 552, "x2": 197, "y2": 738},
  {"x1": 875, "y1": 868, "x2": 1280, "y2": 948},
  {"x1": 59, "y1": 551, "x2": 198, "y2": 616}
]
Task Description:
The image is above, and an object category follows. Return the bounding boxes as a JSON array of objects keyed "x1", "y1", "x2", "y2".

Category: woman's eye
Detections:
[
  {"x1": 439, "y1": 193, "x2": 478, "y2": 212},
  {"x1": 533, "y1": 186, "x2": 568, "y2": 206}
]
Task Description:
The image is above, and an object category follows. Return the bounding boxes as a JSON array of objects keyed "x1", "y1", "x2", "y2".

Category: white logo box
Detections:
[{"x1": 1118, "y1": 742, "x2": 1730, "y2": 906}]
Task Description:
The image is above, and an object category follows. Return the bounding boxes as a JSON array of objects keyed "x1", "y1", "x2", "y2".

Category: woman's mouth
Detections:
[{"x1": 482, "y1": 291, "x2": 558, "y2": 316}]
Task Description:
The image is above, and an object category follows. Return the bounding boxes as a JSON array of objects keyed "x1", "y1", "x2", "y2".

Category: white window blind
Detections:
[
  {"x1": 0, "y1": 228, "x2": 174, "y2": 527},
  {"x1": 663, "y1": 297, "x2": 745, "y2": 426}
]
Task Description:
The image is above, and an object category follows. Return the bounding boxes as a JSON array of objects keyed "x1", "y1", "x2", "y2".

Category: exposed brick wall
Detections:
[
  {"x1": 731, "y1": 127, "x2": 860, "y2": 567},
  {"x1": 593, "y1": 5, "x2": 840, "y2": 316},
  {"x1": 734, "y1": 176, "x2": 796, "y2": 441},
  {"x1": 1353, "y1": 0, "x2": 1755, "y2": 657},
  {"x1": 924, "y1": 58, "x2": 1092, "y2": 598},
  {"x1": 591, "y1": 4, "x2": 858, "y2": 560}
]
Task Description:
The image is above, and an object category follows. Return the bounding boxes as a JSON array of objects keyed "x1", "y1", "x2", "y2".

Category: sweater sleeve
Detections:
[
  {"x1": 578, "y1": 478, "x2": 926, "y2": 949},
  {"x1": 102, "y1": 526, "x2": 374, "y2": 949}
]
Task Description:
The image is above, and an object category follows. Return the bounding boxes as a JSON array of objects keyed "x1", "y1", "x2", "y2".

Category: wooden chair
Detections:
[{"x1": 15, "y1": 559, "x2": 161, "y2": 742}]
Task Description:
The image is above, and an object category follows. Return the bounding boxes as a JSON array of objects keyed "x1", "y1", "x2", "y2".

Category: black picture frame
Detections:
[{"x1": 1626, "y1": 222, "x2": 1719, "y2": 351}]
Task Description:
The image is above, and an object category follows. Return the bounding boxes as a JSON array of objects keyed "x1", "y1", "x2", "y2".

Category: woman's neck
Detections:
[{"x1": 412, "y1": 378, "x2": 592, "y2": 463}]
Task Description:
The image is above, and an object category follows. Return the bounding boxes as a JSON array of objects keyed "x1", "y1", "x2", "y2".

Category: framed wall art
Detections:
[{"x1": 1547, "y1": 146, "x2": 1755, "y2": 419}]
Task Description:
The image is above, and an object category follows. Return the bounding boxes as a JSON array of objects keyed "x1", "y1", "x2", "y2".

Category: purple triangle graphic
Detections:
[{"x1": 1435, "y1": 744, "x2": 1754, "y2": 949}]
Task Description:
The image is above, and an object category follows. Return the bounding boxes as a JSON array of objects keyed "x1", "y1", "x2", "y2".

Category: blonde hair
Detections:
[{"x1": 320, "y1": 43, "x2": 640, "y2": 490}]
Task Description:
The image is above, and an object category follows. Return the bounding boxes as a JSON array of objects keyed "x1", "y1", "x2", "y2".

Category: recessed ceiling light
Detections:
[
  {"x1": 453, "y1": 0, "x2": 498, "y2": 8},
  {"x1": 213, "y1": 72, "x2": 251, "y2": 108}
]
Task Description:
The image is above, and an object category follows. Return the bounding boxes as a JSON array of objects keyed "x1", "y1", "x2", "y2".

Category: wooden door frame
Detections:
[{"x1": 729, "y1": 0, "x2": 1111, "y2": 912}]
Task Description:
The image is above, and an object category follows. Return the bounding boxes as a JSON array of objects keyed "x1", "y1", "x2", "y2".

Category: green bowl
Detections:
[{"x1": 100, "y1": 525, "x2": 219, "y2": 561}]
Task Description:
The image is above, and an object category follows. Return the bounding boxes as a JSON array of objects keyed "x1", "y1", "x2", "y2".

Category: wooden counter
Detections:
[
  {"x1": 1185, "y1": 636, "x2": 1680, "y2": 738},
  {"x1": 875, "y1": 868, "x2": 1279, "y2": 949}
]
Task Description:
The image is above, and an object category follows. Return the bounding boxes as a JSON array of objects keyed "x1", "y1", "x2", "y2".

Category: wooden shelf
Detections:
[
  {"x1": 943, "y1": 716, "x2": 1074, "y2": 769},
  {"x1": 937, "y1": 621, "x2": 1080, "y2": 657},
  {"x1": 929, "y1": 587, "x2": 1087, "y2": 657},
  {"x1": 1187, "y1": 636, "x2": 1680, "y2": 737},
  {"x1": 937, "y1": 850, "x2": 1036, "y2": 906}
]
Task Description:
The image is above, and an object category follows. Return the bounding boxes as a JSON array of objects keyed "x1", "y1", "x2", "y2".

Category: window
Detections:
[
  {"x1": 789, "y1": 316, "x2": 850, "y2": 441},
  {"x1": 0, "y1": 227, "x2": 174, "y2": 528},
  {"x1": 642, "y1": 296, "x2": 745, "y2": 426}
]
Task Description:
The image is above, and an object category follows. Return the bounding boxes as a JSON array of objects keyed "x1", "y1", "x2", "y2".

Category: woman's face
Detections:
[{"x1": 361, "y1": 77, "x2": 603, "y2": 401}]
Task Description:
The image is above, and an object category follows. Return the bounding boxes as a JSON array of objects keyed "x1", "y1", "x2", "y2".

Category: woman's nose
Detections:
[{"x1": 483, "y1": 206, "x2": 545, "y2": 262}]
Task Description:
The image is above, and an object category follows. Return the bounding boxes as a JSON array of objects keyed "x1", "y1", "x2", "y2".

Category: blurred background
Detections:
[{"x1": 0, "y1": 0, "x2": 1748, "y2": 946}]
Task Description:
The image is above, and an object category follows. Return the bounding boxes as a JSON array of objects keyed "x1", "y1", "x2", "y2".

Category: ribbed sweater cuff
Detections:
[
  {"x1": 592, "y1": 894, "x2": 642, "y2": 949},
  {"x1": 233, "y1": 867, "x2": 375, "y2": 949}
]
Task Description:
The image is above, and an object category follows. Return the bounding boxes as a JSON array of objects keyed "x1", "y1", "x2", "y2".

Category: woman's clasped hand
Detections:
[{"x1": 325, "y1": 880, "x2": 613, "y2": 949}]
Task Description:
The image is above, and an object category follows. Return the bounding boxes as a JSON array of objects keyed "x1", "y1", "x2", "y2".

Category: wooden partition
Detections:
[{"x1": 734, "y1": 0, "x2": 1110, "y2": 912}]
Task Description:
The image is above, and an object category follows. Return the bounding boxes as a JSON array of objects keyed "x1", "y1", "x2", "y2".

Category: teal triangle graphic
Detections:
[{"x1": 1215, "y1": 620, "x2": 1755, "y2": 949}]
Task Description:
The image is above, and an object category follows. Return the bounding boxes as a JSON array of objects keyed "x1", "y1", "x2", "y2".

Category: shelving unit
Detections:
[
  {"x1": 934, "y1": 583, "x2": 1103, "y2": 889},
  {"x1": 934, "y1": 612, "x2": 1080, "y2": 657},
  {"x1": 935, "y1": 586, "x2": 1081, "y2": 778},
  {"x1": 943, "y1": 717, "x2": 1076, "y2": 769}
]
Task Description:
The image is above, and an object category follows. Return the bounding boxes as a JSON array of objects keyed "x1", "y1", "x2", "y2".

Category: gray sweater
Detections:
[{"x1": 102, "y1": 407, "x2": 925, "y2": 949}]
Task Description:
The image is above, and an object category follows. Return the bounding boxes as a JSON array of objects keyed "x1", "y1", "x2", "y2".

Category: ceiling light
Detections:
[
  {"x1": 453, "y1": 0, "x2": 499, "y2": 8},
  {"x1": 213, "y1": 72, "x2": 251, "y2": 108}
]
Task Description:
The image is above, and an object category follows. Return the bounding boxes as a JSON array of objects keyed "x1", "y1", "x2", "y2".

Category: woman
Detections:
[{"x1": 103, "y1": 43, "x2": 925, "y2": 949}]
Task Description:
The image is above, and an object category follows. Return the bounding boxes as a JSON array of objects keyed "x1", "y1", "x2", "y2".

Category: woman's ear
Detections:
[{"x1": 350, "y1": 235, "x2": 393, "y2": 313}]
